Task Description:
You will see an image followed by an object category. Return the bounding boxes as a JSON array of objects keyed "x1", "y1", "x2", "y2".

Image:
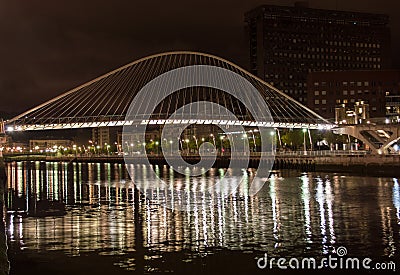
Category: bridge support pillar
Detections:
[{"x1": 333, "y1": 125, "x2": 400, "y2": 155}]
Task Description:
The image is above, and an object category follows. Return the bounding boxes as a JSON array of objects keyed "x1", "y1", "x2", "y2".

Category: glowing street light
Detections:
[
  {"x1": 193, "y1": 135, "x2": 199, "y2": 151},
  {"x1": 210, "y1": 134, "x2": 216, "y2": 147},
  {"x1": 250, "y1": 130, "x2": 256, "y2": 152},
  {"x1": 185, "y1": 139, "x2": 190, "y2": 155},
  {"x1": 242, "y1": 133, "x2": 247, "y2": 153},
  {"x1": 302, "y1": 128, "x2": 307, "y2": 155},
  {"x1": 220, "y1": 135, "x2": 225, "y2": 155},
  {"x1": 270, "y1": 130, "x2": 275, "y2": 152},
  {"x1": 201, "y1": 137, "x2": 205, "y2": 154}
]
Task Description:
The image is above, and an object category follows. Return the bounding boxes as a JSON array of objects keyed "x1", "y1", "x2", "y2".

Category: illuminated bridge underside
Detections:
[
  {"x1": 18, "y1": 120, "x2": 326, "y2": 131},
  {"x1": 6, "y1": 52, "x2": 333, "y2": 131}
]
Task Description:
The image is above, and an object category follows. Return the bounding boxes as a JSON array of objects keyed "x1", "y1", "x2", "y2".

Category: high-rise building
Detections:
[{"x1": 244, "y1": 2, "x2": 390, "y2": 104}]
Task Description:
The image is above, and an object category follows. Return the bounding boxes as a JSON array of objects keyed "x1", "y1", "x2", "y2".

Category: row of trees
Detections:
[{"x1": 135, "y1": 129, "x2": 352, "y2": 154}]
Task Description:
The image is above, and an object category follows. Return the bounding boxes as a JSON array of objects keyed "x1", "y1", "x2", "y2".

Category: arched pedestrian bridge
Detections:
[{"x1": 5, "y1": 51, "x2": 332, "y2": 131}]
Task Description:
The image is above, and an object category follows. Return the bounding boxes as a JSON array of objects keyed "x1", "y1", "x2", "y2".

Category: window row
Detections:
[{"x1": 314, "y1": 99, "x2": 327, "y2": 105}]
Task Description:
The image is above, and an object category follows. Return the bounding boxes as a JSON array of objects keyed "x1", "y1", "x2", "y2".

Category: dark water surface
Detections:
[{"x1": 4, "y1": 161, "x2": 400, "y2": 274}]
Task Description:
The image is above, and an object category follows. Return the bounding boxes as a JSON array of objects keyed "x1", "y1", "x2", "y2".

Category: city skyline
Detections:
[{"x1": 1, "y1": 0, "x2": 400, "y2": 114}]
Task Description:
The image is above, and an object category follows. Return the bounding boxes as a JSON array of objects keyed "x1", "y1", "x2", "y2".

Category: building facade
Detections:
[
  {"x1": 306, "y1": 70, "x2": 400, "y2": 121},
  {"x1": 245, "y1": 2, "x2": 390, "y2": 104},
  {"x1": 92, "y1": 127, "x2": 111, "y2": 147},
  {"x1": 29, "y1": 139, "x2": 73, "y2": 151}
]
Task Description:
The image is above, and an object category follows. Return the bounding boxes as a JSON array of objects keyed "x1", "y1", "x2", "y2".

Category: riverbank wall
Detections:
[{"x1": 3, "y1": 154, "x2": 400, "y2": 177}]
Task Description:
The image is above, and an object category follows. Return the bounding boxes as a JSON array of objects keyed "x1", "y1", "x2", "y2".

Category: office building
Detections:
[
  {"x1": 306, "y1": 70, "x2": 400, "y2": 121},
  {"x1": 245, "y1": 2, "x2": 390, "y2": 104}
]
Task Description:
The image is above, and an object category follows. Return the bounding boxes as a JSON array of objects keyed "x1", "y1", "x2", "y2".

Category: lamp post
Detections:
[
  {"x1": 302, "y1": 128, "x2": 307, "y2": 155},
  {"x1": 163, "y1": 138, "x2": 167, "y2": 155},
  {"x1": 210, "y1": 134, "x2": 216, "y2": 147},
  {"x1": 270, "y1": 131, "x2": 275, "y2": 154},
  {"x1": 155, "y1": 141, "x2": 159, "y2": 155},
  {"x1": 169, "y1": 140, "x2": 173, "y2": 155},
  {"x1": 142, "y1": 142, "x2": 146, "y2": 155},
  {"x1": 220, "y1": 136, "x2": 224, "y2": 156},
  {"x1": 89, "y1": 140, "x2": 93, "y2": 155},
  {"x1": 201, "y1": 138, "x2": 205, "y2": 154},
  {"x1": 250, "y1": 130, "x2": 256, "y2": 152},
  {"x1": 185, "y1": 139, "x2": 190, "y2": 155},
  {"x1": 242, "y1": 133, "x2": 247, "y2": 154},
  {"x1": 193, "y1": 135, "x2": 199, "y2": 153}
]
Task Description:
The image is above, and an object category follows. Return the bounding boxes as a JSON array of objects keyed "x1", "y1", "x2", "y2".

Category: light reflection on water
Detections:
[{"x1": 5, "y1": 161, "x2": 400, "y2": 271}]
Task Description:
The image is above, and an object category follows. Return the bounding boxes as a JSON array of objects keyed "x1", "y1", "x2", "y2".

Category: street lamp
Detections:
[
  {"x1": 163, "y1": 138, "x2": 167, "y2": 155},
  {"x1": 155, "y1": 141, "x2": 159, "y2": 155},
  {"x1": 142, "y1": 142, "x2": 146, "y2": 154},
  {"x1": 185, "y1": 139, "x2": 190, "y2": 155},
  {"x1": 220, "y1": 135, "x2": 224, "y2": 155},
  {"x1": 89, "y1": 140, "x2": 93, "y2": 155},
  {"x1": 242, "y1": 133, "x2": 247, "y2": 153},
  {"x1": 210, "y1": 134, "x2": 216, "y2": 147},
  {"x1": 302, "y1": 128, "x2": 307, "y2": 155},
  {"x1": 270, "y1": 130, "x2": 275, "y2": 153},
  {"x1": 193, "y1": 135, "x2": 199, "y2": 152},
  {"x1": 250, "y1": 130, "x2": 256, "y2": 152}
]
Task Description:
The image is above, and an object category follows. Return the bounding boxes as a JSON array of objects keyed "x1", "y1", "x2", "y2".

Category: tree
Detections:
[{"x1": 281, "y1": 129, "x2": 303, "y2": 149}]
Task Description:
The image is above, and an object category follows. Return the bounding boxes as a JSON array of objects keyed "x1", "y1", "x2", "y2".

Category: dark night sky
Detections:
[{"x1": 1, "y1": 0, "x2": 399, "y2": 115}]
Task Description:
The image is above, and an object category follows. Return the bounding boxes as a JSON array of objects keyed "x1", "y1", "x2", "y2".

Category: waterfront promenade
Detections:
[{"x1": 3, "y1": 151, "x2": 400, "y2": 176}]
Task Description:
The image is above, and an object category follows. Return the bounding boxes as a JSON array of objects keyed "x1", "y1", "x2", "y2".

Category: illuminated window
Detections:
[
  {"x1": 314, "y1": 91, "x2": 319, "y2": 96},
  {"x1": 315, "y1": 99, "x2": 319, "y2": 105},
  {"x1": 321, "y1": 99, "x2": 327, "y2": 104},
  {"x1": 321, "y1": 90, "x2": 327, "y2": 95},
  {"x1": 343, "y1": 90, "x2": 348, "y2": 95}
]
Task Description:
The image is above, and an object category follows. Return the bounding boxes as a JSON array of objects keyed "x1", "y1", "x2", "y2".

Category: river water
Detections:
[{"x1": 4, "y1": 161, "x2": 400, "y2": 274}]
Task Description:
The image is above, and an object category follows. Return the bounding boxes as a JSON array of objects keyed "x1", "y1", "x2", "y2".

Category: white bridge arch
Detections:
[{"x1": 6, "y1": 51, "x2": 333, "y2": 131}]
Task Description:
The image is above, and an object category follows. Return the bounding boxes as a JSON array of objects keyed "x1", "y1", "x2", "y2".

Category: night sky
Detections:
[{"x1": 1, "y1": 0, "x2": 399, "y2": 115}]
